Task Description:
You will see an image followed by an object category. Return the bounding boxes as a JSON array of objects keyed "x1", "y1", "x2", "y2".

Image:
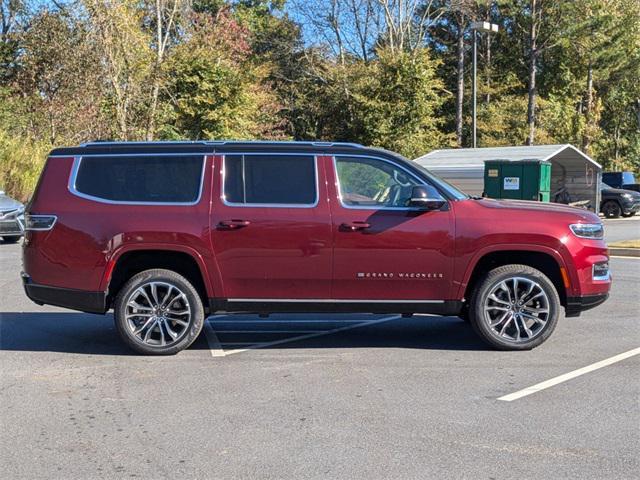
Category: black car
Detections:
[
  {"x1": 600, "y1": 183, "x2": 640, "y2": 218},
  {"x1": 602, "y1": 171, "x2": 640, "y2": 193}
]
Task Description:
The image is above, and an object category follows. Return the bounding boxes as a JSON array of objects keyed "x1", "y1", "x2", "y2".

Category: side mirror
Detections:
[{"x1": 408, "y1": 186, "x2": 446, "y2": 210}]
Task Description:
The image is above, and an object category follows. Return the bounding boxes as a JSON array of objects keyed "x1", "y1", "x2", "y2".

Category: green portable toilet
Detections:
[{"x1": 484, "y1": 159, "x2": 551, "y2": 201}]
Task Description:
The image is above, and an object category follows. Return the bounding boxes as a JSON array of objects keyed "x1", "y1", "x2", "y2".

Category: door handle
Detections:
[
  {"x1": 340, "y1": 221, "x2": 371, "y2": 231},
  {"x1": 218, "y1": 219, "x2": 251, "y2": 230}
]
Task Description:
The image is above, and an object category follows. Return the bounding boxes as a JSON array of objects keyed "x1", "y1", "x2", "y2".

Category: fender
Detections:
[
  {"x1": 454, "y1": 242, "x2": 577, "y2": 300},
  {"x1": 99, "y1": 242, "x2": 216, "y2": 297}
]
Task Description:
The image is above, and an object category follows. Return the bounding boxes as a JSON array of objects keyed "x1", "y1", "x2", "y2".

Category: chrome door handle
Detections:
[
  {"x1": 218, "y1": 219, "x2": 250, "y2": 230},
  {"x1": 340, "y1": 221, "x2": 371, "y2": 231}
]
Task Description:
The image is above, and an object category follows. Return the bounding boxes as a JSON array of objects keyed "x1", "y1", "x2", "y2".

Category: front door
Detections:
[
  {"x1": 209, "y1": 153, "x2": 332, "y2": 300},
  {"x1": 328, "y1": 155, "x2": 454, "y2": 301}
]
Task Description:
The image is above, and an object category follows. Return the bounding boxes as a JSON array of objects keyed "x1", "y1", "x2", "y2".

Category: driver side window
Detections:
[{"x1": 335, "y1": 156, "x2": 442, "y2": 208}]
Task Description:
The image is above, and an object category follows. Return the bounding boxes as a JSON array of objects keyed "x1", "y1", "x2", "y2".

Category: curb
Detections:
[{"x1": 609, "y1": 247, "x2": 640, "y2": 257}]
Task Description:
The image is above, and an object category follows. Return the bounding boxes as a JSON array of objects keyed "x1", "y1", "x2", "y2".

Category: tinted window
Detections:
[
  {"x1": 223, "y1": 155, "x2": 316, "y2": 205},
  {"x1": 75, "y1": 155, "x2": 204, "y2": 203},
  {"x1": 335, "y1": 156, "x2": 442, "y2": 208}
]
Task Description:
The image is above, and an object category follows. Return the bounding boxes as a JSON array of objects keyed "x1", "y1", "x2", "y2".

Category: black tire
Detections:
[
  {"x1": 468, "y1": 264, "x2": 560, "y2": 351},
  {"x1": 602, "y1": 200, "x2": 622, "y2": 218},
  {"x1": 1, "y1": 236, "x2": 21, "y2": 244},
  {"x1": 621, "y1": 212, "x2": 635, "y2": 218},
  {"x1": 114, "y1": 269, "x2": 205, "y2": 355}
]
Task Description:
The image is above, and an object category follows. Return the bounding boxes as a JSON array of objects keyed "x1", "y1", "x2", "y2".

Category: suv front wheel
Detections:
[
  {"x1": 469, "y1": 265, "x2": 560, "y2": 350},
  {"x1": 114, "y1": 269, "x2": 205, "y2": 355}
]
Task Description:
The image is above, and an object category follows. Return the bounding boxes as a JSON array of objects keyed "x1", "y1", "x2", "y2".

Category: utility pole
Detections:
[{"x1": 470, "y1": 21, "x2": 499, "y2": 149}]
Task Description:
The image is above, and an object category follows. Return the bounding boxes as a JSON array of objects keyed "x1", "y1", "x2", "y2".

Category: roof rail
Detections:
[{"x1": 79, "y1": 140, "x2": 365, "y2": 148}]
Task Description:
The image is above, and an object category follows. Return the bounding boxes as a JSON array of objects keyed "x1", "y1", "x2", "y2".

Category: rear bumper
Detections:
[
  {"x1": 565, "y1": 293, "x2": 609, "y2": 318},
  {"x1": 22, "y1": 274, "x2": 107, "y2": 314}
]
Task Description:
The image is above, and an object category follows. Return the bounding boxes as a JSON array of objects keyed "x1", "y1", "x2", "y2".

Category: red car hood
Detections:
[{"x1": 474, "y1": 198, "x2": 601, "y2": 223}]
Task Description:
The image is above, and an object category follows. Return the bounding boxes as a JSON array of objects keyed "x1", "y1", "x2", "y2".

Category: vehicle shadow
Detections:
[{"x1": 0, "y1": 312, "x2": 490, "y2": 355}]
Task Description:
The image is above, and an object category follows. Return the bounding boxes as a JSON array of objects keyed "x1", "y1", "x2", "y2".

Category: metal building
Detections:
[{"x1": 414, "y1": 144, "x2": 602, "y2": 210}]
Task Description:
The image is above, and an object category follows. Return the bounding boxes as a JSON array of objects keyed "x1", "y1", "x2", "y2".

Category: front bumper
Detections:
[
  {"x1": 22, "y1": 274, "x2": 107, "y2": 314},
  {"x1": 621, "y1": 199, "x2": 640, "y2": 214},
  {"x1": 0, "y1": 216, "x2": 24, "y2": 236},
  {"x1": 565, "y1": 293, "x2": 609, "y2": 317}
]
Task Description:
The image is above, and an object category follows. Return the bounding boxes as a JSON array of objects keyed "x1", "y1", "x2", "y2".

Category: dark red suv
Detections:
[{"x1": 22, "y1": 141, "x2": 611, "y2": 354}]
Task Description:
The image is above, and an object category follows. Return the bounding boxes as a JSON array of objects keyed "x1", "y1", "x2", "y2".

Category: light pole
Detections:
[{"x1": 470, "y1": 21, "x2": 499, "y2": 149}]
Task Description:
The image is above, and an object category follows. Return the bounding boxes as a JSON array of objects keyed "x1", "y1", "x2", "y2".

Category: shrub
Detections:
[{"x1": 0, "y1": 130, "x2": 50, "y2": 202}]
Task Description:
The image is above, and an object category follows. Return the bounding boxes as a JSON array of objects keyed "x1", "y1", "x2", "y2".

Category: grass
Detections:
[{"x1": 609, "y1": 239, "x2": 640, "y2": 249}]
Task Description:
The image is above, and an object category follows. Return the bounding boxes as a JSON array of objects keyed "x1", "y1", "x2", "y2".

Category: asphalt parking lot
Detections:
[
  {"x1": 1, "y1": 230, "x2": 639, "y2": 479},
  {"x1": 600, "y1": 215, "x2": 640, "y2": 243}
]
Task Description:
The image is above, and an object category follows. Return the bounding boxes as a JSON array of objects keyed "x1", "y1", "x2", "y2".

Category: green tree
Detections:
[{"x1": 161, "y1": 7, "x2": 283, "y2": 139}]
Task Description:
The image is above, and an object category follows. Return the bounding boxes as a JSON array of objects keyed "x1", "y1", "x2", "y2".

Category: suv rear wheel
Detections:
[
  {"x1": 114, "y1": 269, "x2": 205, "y2": 355},
  {"x1": 469, "y1": 264, "x2": 560, "y2": 350}
]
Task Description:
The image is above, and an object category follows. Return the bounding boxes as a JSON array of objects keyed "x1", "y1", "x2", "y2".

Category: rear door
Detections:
[
  {"x1": 327, "y1": 154, "x2": 454, "y2": 301},
  {"x1": 209, "y1": 153, "x2": 332, "y2": 300}
]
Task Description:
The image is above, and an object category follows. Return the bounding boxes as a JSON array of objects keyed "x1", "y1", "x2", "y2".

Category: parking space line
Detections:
[
  {"x1": 498, "y1": 347, "x2": 640, "y2": 402},
  {"x1": 223, "y1": 315, "x2": 401, "y2": 356},
  {"x1": 204, "y1": 316, "x2": 226, "y2": 357},
  {"x1": 610, "y1": 256, "x2": 640, "y2": 260}
]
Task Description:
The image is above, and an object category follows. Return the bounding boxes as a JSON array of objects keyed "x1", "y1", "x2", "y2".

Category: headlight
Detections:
[
  {"x1": 622, "y1": 193, "x2": 633, "y2": 201},
  {"x1": 570, "y1": 223, "x2": 604, "y2": 239}
]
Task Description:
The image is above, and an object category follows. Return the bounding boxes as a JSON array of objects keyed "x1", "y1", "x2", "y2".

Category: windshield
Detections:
[{"x1": 411, "y1": 162, "x2": 469, "y2": 200}]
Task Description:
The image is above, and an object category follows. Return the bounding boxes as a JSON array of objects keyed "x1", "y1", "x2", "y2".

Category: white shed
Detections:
[{"x1": 414, "y1": 144, "x2": 601, "y2": 210}]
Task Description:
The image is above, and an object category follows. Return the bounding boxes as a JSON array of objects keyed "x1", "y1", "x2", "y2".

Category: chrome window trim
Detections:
[
  {"x1": 68, "y1": 154, "x2": 207, "y2": 206},
  {"x1": 221, "y1": 153, "x2": 320, "y2": 209},
  {"x1": 332, "y1": 154, "x2": 446, "y2": 211},
  {"x1": 227, "y1": 298, "x2": 445, "y2": 304}
]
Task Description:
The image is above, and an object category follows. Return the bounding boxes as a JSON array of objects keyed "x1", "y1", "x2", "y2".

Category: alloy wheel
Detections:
[
  {"x1": 483, "y1": 276, "x2": 550, "y2": 343},
  {"x1": 124, "y1": 281, "x2": 192, "y2": 348}
]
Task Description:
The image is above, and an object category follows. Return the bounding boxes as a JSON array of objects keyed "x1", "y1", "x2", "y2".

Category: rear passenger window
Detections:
[
  {"x1": 223, "y1": 155, "x2": 317, "y2": 205},
  {"x1": 73, "y1": 155, "x2": 204, "y2": 203}
]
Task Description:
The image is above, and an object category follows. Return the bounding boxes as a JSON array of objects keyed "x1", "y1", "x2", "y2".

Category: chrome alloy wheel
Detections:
[
  {"x1": 483, "y1": 276, "x2": 550, "y2": 343},
  {"x1": 125, "y1": 281, "x2": 192, "y2": 348}
]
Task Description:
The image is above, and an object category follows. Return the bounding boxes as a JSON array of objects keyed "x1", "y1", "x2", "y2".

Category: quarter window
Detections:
[
  {"x1": 223, "y1": 155, "x2": 317, "y2": 205},
  {"x1": 335, "y1": 156, "x2": 442, "y2": 208},
  {"x1": 74, "y1": 155, "x2": 204, "y2": 203}
]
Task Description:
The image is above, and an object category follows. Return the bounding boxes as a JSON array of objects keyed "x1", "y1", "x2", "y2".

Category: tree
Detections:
[
  {"x1": 84, "y1": 0, "x2": 153, "y2": 140},
  {"x1": 162, "y1": 6, "x2": 283, "y2": 139}
]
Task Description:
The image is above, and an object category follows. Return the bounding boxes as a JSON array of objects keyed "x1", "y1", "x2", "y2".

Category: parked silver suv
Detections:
[{"x1": 0, "y1": 190, "x2": 25, "y2": 243}]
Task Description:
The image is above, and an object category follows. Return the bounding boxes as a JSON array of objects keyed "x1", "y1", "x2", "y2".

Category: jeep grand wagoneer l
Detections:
[{"x1": 22, "y1": 141, "x2": 611, "y2": 354}]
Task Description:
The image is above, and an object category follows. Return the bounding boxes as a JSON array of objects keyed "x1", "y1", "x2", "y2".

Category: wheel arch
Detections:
[
  {"x1": 459, "y1": 246, "x2": 571, "y2": 307},
  {"x1": 102, "y1": 245, "x2": 214, "y2": 310}
]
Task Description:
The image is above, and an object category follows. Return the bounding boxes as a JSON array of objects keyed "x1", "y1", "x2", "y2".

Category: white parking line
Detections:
[
  {"x1": 498, "y1": 347, "x2": 640, "y2": 402},
  {"x1": 222, "y1": 315, "x2": 401, "y2": 356},
  {"x1": 204, "y1": 316, "x2": 226, "y2": 357},
  {"x1": 610, "y1": 255, "x2": 640, "y2": 260}
]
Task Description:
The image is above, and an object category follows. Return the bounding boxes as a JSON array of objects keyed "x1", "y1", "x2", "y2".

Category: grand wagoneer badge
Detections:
[{"x1": 357, "y1": 272, "x2": 444, "y2": 279}]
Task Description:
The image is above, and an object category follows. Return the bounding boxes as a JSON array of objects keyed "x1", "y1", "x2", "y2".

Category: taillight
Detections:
[{"x1": 24, "y1": 214, "x2": 57, "y2": 231}]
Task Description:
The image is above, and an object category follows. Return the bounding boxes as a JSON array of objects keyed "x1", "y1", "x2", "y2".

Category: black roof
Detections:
[{"x1": 49, "y1": 140, "x2": 377, "y2": 157}]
